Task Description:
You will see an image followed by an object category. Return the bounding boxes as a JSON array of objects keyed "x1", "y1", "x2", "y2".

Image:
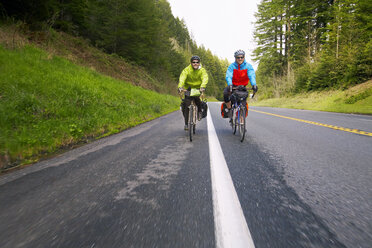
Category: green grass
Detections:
[
  {"x1": 251, "y1": 81, "x2": 372, "y2": 114},
  {"x1": 205, "y1": 96, "x2": 219, "y2": 102},
  {"x1": 0, "y1": 45, "x2": 179, "y2": 171}
]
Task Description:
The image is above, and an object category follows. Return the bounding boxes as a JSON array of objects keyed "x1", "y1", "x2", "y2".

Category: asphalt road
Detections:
[{"x1": 0, "y1": 103, "x2": 371, "y2": 248}]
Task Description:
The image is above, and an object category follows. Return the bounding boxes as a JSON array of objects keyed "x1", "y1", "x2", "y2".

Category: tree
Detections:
[{"x1": 253, "y1": 0, "x2": 370, "y2": 95}]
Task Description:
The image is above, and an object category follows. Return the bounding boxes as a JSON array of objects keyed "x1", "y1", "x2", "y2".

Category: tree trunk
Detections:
[
  {"x1": 286, "y1": 0, "x2": 291, "y2": 82},
  {"x1": 308, "y1": 21, "x2": 311, "y2": 61},
  {"x1": 336, "y1": 2, "x2": 340, "y2": 59},
  {"x1": 280, "y1": 14, "x2": 283, "y2": 57}
]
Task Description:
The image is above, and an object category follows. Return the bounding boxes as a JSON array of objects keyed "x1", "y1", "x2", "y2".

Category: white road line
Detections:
[{"x1": 207, "y1": 108, "x2": 255, "y2": 248}]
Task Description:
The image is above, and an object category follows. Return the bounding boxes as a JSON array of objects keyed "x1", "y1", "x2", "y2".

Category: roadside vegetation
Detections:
[
  {"x1": 253, "y1": 0, "x2": 371, "y2": 99},
  {"x1": 251, "y1": 80, "x2": 372, "y2": 114},
  {"x1": 0, "y1": 44, "x2": 179, "y2": 172}
]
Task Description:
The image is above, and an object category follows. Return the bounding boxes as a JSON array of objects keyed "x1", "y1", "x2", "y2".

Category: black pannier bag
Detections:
[
  {"x1": 220, "y1": 102, "x2": 229, "y2": 118},
  {"x1": 200, "y1": 100, "x2": 208, "y2": 118},
  {"x1": 232, "y1": 86, "x2": 248, "y2": 103}
]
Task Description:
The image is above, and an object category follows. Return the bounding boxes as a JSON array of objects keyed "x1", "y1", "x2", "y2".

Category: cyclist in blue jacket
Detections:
[{"x1": 224, "y1": 50, "x2": 258, "y2": 110}]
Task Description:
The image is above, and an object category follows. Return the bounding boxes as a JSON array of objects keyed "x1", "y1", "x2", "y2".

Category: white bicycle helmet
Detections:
[{"x1": 234, "y1": 50, "x2": 245, "y2": 58}]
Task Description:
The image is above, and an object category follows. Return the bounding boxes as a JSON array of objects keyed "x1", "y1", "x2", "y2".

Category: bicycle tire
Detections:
[
  {"x1": 239, "y1": 107, "x2": 246, "y2": 142},
  {"x1": 189, "y1": 105, "x2": 193, "y2": 141},
  {"x1": 231, "y1": 109, "x2": 237, "y2": 134},
  {"x1": 231, "y1": 115, "x2": 235, "y2": 134},
  {"x1": 234, "y1": 110, "x2": 239, "y2": 135},
  {"x1": 193, "y1": 105, "x2": 196, "y2": 134}
]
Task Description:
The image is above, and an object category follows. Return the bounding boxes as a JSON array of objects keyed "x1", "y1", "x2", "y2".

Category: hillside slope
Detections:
[
  {"x1": 0, "y1": 24, "x2": 176, "y2": 95},
  {"x1": 0, "y1": 26, "x2": 180, "y2": 172}
]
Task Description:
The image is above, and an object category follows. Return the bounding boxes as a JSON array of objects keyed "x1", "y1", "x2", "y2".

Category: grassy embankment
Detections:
[
  {"x1": 0, "y1": 44, "x2": 179, "y2": 172},
  {"x1": 0, "y1": 23, "x2": 178, "y2": 95},
  {"x1": 251, "y1": 80, "x2": 372, "y2": 115}
]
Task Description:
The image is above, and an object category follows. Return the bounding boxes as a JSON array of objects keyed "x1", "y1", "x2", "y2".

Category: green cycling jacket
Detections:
[{"x1": 178, "y1": 64, "x2": 208, "y2": 89}]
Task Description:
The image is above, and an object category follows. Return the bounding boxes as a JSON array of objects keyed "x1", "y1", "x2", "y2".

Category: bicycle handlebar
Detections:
[{"x1": 178, "y1": 88, "x2": 206, "y2": 100}]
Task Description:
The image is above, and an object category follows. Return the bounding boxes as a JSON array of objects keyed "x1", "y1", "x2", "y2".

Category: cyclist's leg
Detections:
[
  {"x1": 194, "y1": 96, "x2": 202, "y2": 111},
  {"x1": 183, "y1": 96, "x2": 192, "y2": 125},
  {"x1": 180, "y1": 100, "x2": 185, "y2": 115},
  {"x1": 229, "y1": 91, "x2": 238, "y2": 119},
  {"x1": 194, "y1": 96, "x2": 202, "y2": 120},
  {"x1": 223, "y1": 86, "x2": 231, "y2": 109}
]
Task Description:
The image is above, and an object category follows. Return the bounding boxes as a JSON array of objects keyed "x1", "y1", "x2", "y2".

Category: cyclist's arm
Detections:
[
  {"x1": 247, "y1": 64, "x2": 257, "y2": 86},
  {"x1": 225, "y1": 64, "x2": 234, "y2": 86},
  {"x1": 178, "y1": 67, "x2": 189, "y2": 88},
  {"x1": 200, "y1": 68, "x2": 208, "y2": 88}
]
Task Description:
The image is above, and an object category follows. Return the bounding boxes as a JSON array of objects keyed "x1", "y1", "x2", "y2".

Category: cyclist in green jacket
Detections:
[{"x1": 178, "y1": 55, "x2": 208, "y2": 130}]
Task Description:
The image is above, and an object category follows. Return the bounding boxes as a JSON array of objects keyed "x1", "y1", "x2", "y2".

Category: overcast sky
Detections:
[{"x1": 167, "y1": 0, "x2": 261, "y2": 67}]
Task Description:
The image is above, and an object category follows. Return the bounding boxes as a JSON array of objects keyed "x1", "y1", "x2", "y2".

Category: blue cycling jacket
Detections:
[{"x1": 225, "y1": 60, "x2": 256, "y2": 87}]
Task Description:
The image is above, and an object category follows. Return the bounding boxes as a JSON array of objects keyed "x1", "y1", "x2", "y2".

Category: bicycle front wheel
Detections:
[
  {"x1": 231, "y1": 116, "x2": 235, "y2": 134},
  {"x1": 188, "y1": 106, "x2": 194, "y2": 141},
  {"x1": 193, "y1": 105, "x2": 196, "y2": 134},
  {"x1": 239, "y1": 107, "x2": 246, "y2": 142},
  {"x1": 232, "y1": 109, "x2": 237, "y2": 135}
]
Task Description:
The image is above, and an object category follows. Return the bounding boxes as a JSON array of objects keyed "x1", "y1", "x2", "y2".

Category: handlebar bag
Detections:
[{"x1": 232, "y1": 90, "x2": 248, "y2": 103}]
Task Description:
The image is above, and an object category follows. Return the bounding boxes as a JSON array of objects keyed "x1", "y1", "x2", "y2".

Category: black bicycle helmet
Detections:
[
  {"x1": 234, "y1": 50, "x2": 245, "y2": 58},
  {"x1": 190, "y1": 55, "x2": 201, "y2": 63}
]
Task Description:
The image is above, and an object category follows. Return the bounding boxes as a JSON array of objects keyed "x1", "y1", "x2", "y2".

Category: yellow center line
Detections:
[{"x1": 250, "y1": 109, "x2": 372, "y2": 137}]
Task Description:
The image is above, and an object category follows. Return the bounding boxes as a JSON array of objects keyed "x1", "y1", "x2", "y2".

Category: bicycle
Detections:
[
  {"x1": 230, "y1": 86, "x2": 255, "y2": 142},
  {"x1": 179, "y1": 88, "x2": 205, "y2": 142}
]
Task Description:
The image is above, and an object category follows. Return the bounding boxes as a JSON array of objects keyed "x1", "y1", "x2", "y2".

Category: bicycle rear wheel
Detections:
[{"x1": 239, "y1": 107, "x2": 246, "y2": 142}]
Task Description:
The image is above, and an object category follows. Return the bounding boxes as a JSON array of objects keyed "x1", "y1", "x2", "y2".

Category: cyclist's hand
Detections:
[
  {"x1": 252, "y1": 85, "x2": 258, "y2": 93},
  {"x1": 200, "y1": 87, "x2": 205, "y2": 93},
  {"x1": 178, "y1": 87, "x2": 184, "y2": 94}
]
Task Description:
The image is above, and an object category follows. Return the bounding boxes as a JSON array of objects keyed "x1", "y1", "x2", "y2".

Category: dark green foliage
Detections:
[
  {"x1": 55, "y1": 0, "x2": 88, "y2": 34},
  {"x1": 1, "y1": 0, "x2": 54, "y2": 22},
  {"x1": 84, "y1": 0, "x2": 160, "y2": 66},
  {"x1": 1, "y1": 0, "x2": 58, "y2": 29}
]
